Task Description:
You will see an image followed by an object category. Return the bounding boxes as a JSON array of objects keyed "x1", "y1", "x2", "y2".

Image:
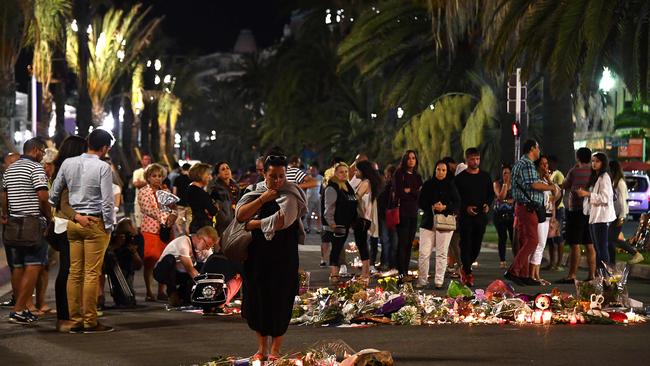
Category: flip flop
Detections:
[{"x1": 39, "y1": 307, "x2": 56, "y2": 315}]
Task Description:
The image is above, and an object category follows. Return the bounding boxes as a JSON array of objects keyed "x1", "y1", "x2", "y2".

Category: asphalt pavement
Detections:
[{"x1": 0, "y1": 232, "x2": 649, "y2": 366}]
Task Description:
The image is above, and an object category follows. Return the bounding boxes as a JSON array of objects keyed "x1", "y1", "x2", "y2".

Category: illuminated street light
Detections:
[
  {"x1": 154, "y1": 59, "x2": 162, "y2": 71},
  {"x1": 154, "y1": 75, "x2": 161, "y2": 85},
  {"x1": 163, "y1": 74, "x2": 172, "y2": 84},
  {"x1": 599, "y1": 67, "x2": 616, "y2": 93},
  {"x1": 194, "y1": 131, "x2": 200, "y2": 142},
  {"x1": 71, "y1": 19, "x2": 78, "y2": 32}
]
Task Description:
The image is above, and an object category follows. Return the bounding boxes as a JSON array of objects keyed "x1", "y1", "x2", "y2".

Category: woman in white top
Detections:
[
  {"x1": 353, "y1": 161, "x2": 382, "y2": 280},
  {"x1": 530, "y1": 156, "x2": 560, "y2": 285},
  {"x1": 576, "y1": 152, "x2": 616, "y2": 271}
]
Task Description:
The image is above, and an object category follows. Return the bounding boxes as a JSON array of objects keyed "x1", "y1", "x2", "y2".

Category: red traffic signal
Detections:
[{"x1": 512, "y1": 122, "x2": 520, "y2": 137}]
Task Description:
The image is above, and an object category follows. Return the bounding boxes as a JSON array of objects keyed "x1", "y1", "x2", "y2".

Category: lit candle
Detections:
[
  {"x1": 542, "y1": 311, "x2": 552, "y2": 324},
  {"x1": 533, "y1": 310, "x2": 543, "y2": 324}
]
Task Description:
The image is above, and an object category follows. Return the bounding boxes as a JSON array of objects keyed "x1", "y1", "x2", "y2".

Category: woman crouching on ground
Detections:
[{"x1": 236, "y1": 152, "x2": 307, "y2": 362}]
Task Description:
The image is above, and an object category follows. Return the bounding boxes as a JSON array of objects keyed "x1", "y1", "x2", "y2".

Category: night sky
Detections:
[
  {"x1": 15, "y1": 0, "x2": 289, "y2": 92},
  {"x1": 133, "y1": 0, "x2": 289, "y2": 54}
]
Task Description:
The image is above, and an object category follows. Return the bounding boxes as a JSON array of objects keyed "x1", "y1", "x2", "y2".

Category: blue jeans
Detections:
[
  {"x1": 379, "y1": 217, "x2": 398, "y2": 269},
  {"x1": 589, "y1": 222, "x2": 609, "y2": 270}
]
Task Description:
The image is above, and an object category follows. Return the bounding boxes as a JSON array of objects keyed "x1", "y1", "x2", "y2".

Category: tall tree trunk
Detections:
[
  {"x1": 150, "y1": 102, "x2": 160, "y2": 161},
  {"x1": 0, "y1": 69, "x2": 17, "y2": 153},
  {"x1": 543, "y1": 74, "x2": 575, "y2": 173},
  {"x1": 140, "y1": 101, "x2": 152, "y2": 155},
  {"x1": 121, "y1": 97, "x2": 136, "y2": 171},
  {"x1": 53, "y1": 82, "x2": 66, "y2": 146},
  {"x1": 74, "y1": 0, "x2": 92, "y2": 137}
]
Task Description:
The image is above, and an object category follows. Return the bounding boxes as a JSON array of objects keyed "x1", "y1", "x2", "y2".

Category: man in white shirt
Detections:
[{"x1": 153, "y1": 226, "x2": 219, "y2": 306}]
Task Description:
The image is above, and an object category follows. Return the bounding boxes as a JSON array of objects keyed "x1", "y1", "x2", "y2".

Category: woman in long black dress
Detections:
[
  {"x1": 235, "y1": 153, "x2": 307, "y2": 361},
  {"x1": 187, "y1": 163, "x2": 218, "y2": 233}
]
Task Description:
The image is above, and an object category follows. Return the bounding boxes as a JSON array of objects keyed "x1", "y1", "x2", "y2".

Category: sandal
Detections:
[
  {"x1": 249, "y1": 352, "x2": 265, "y2": 362},
  {"x1": 267, "y1": 354, "x2": 280, "y2": 362}
]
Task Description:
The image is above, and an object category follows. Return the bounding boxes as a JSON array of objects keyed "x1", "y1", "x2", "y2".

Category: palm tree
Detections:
[
  {"x1": 65, "y1": 5, "x2": 160, "y2": 128},
  {"x1": 28, "y1": 0, "x2": 72, "y2": 138},
  {"x1": 0, "y1": 0, "x2": 31, "y2": 153}
]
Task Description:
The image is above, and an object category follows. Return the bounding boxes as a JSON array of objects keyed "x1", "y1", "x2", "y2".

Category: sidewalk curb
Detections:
[{"x1": 483, "y1": 242, "x2": 650, "y2": 280}]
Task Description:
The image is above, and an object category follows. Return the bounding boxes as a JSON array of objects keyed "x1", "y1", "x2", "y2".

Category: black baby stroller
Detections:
[{"x1": 191, "y1": 273, "x2": 227, "y2": 315}]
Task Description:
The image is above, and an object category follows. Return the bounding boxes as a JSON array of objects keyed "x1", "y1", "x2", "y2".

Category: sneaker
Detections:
[
  {"x1": 8, "y1": 311, "x2": 36, "y2": 325},
  {"x1": 319, "y1": 261, "x2": 328, "y2": 268},
  {"x1": 83, "y1": 322, "x2": 114, "y2": 333},
  {"x1": 369, "y1": 266, "x2": 378, "y2": 275},
  {"x1": 628, "y1": 252, "x2": 644, "y2": 264},
  {"x1": 1, "y1": 297, "x2": 16, "y2": 307}
]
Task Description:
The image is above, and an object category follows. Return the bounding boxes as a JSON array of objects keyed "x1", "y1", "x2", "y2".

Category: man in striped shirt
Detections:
[
  {"x1": 286, "y1": 156, "x2": 318, "y2": 190},
  {"x1": 1, "y1": 138, "x2": 51, "y2": 325}
]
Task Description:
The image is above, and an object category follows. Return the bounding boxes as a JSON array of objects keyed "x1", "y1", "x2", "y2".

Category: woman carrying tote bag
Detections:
[{"x1": 416, "y1": 160, "x2": 460, "y2": 289}]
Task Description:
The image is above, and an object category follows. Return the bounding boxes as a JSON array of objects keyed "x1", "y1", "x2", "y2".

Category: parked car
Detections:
[{"x1": 625, "y1": 172, "x2": 650, "y2": 219}]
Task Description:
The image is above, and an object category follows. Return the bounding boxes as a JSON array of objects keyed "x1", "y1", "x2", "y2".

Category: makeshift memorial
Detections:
[{"x1": 288, "y1": 276, "x2": 647, "y2": 328}]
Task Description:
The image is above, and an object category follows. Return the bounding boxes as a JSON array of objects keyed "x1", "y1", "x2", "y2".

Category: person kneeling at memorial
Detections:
[{"x1": 153, "y1": 226, "x2": 219, "y2": 307}]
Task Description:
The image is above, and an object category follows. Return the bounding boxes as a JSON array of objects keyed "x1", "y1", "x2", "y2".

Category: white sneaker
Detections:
[
  {"x1": 369, "y1": 266, "x2": 378, "y2": 275},
  {"x1": 628, "y1": 252, "x2": 644, "y2": 264},
  {"x1": 339, "y1": 265, "x2": 348, "y2": 275}
]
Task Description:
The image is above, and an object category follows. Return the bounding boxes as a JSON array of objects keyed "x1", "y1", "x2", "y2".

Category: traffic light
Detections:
[{"x1": 512, "y1": 122, "x2": 520, "y2": 137}]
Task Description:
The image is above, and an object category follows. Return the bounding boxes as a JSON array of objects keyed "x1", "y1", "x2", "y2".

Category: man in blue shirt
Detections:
[
  {"x1": 50, "y1": 129, "x2": 115, "y2": 333},
  {"x1": 505, "y1": 139, "x2": 557, "y2": 286}
]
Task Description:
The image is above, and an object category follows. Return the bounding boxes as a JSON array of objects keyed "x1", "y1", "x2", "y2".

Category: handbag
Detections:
[
  {"x1": 221, "y1": 218, "x2": 251, "y2": 262},
  {"x1": 159, "y1": 223, "x2": 172, "y2": 242},
  {"x1": 221, "y1": 192, "x2": 262, "y2": 262},
  {"x1": 433, "y1": 214, "x2": 456, "y2": 231},
  {"x1": 385, "y1": 177, "x2": 401, "y2": 229},
  {"x1": 3, "y1": 216, "x2": 43, "y2": 247},
  {"x1": 515, "y1": 180, "x2": 546, "y2": 224}
]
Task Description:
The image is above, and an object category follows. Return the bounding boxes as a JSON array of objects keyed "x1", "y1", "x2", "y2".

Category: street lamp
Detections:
[{"x1": 599, "y1": 67, "x2": 616, "y2": 93}]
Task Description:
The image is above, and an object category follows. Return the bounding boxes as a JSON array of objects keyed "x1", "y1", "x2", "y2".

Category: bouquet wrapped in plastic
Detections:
[{"x1": 601, "y1": 263, "x2": 630, "y2": 307}]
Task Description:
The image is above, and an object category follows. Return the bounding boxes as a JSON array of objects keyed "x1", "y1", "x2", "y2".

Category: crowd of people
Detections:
[{"x1": 0, "y1": 134, "x2": 646, "y2": 359}]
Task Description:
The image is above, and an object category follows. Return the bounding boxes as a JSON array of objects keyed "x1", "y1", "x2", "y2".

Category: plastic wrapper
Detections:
[
  {"x1": 575, "y1": 277, "x2": 603, "y2": 302},
  {"x1": 485, "y1": 279, "x2": 515, "y2": 300},
  {"x1": 601, "y1": 263, "x2": 630, "y2": 307},
  {"x1": 299, "y1": 271, "x2": 311, "y2": 295},
  {"x1": 446, "y1": 280, "x2": 472, "y2": 298},
  {"x1": 378, "y1": 294, "x2": 405, "y2": 315},
  {"x1": 156, "y1": 190, "x2": 179, "y2": 213},
  {"x1": 492, "y1": 298, "x2": 529, "y2": 320}
]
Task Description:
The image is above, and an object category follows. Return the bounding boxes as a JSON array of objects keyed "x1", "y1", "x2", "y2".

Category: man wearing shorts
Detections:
[
  {"x1": 556, "y1": 147, "x2": 595, "y2": 283},
  {"x1": 1, "y1": 138, "x2": 51, "y2": 324}
]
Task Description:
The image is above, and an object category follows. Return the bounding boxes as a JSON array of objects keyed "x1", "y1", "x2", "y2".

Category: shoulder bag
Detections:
[
  {"x1": 221, "y1": 192, "x2": 262, "y2": 262},
  {"x1": 3, "y1": 216, "x2": 43, "y2": 247},
  {"x1": 515, "y1": 180, "x2": 546, "y2": 224},
  {"x1": 385, "y1": 175, "x2": 403, "y2": 229}
]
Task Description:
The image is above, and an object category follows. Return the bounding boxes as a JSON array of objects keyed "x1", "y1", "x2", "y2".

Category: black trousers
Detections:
[
  {"x1": 459, "y1": 214, "x2": 488, "y2": 274},
  {"x1": 153, "y1": 254, "x2": 193, "y2": 303},
  {"x1": 494, "y1": 217, "x2": 514, "y2": 262},
  {"x1": 53, "y1": 232, "x2": 70, "y2": 321},
  {"x1": 329, "y1": 229, "x2": 349, "y2": 266},
  {"x1": 396, "y1": 215, "x2": 418, "y2": 275},
  {"x1": 353, "y1": 219, "x2": 371, "y2": 261}
]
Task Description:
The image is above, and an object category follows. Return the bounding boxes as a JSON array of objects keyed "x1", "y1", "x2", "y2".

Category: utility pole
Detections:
[{"x1": 507, "y1": 68, "x2": 526, "y2": 160}]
